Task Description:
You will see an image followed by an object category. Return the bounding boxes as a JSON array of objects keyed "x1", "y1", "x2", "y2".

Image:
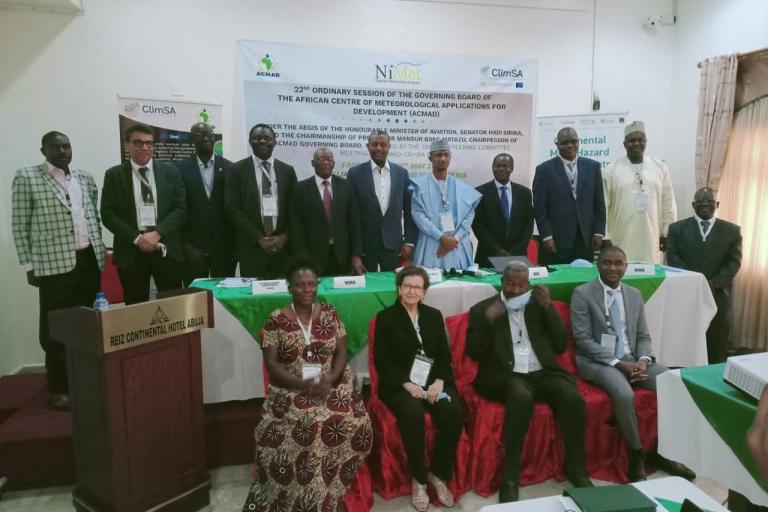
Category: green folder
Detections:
[{"x1": 564, "y1": 484, "x2": 657, "y2": 512}]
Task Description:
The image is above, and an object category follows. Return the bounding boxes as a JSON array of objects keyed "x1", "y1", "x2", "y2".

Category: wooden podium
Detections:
[{"x1": 49, "y1": 289, "x2": 213, "y2": 512}]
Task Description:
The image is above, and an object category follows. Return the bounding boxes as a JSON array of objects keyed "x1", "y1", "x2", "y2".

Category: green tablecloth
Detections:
[
  {"x1": 680, "y1": 364, "x2": 766, "y2": 491},
  {"x1": 192, "y1": 264, "x2": 665, "y2": 357}
]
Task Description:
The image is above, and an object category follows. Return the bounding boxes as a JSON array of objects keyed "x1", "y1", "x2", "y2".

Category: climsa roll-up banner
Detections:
[
  {"x1": 117, "y1": 96, "x2": 223, "y2": 164},
  {"x1": 238, "y1": 41, "x2": 537, "y2": 186}
]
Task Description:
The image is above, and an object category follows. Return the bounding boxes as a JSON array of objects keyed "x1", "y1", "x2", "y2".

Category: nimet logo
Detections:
[
  {"x1": 257, "y1": 53, "x2": 281, "y2": 78},
  {"x1": 480, "y1": 65, "x2": 525, "y2": 88},
  {"x1": 375, "y1": 62, "x2": 422, "y2": 84}
]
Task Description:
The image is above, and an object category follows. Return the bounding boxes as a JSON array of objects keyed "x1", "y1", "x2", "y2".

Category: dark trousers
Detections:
[
  {"x1": 117, "y1": 251, "x2": 184, "y2": 305},
  {"x1": 183, "y1": 245, "x2": 237, "y2": 286},
  {"x1": 539, "y1": 227, "x2": 592, "y2": 265},
  {"x1": 321, "y1": 244, "x2": 341, "y2": 277},
  {"x1": 380, "y1": 383, "x2": 464, "y2": 484},
  {"x1": 239, "y1": 244, "x2": 290, "y2": 279},
  {"x1": 707, "y1": 287, "x2": 731, "y2": 364},
  {"x1": 478, "y1": 370, "x2": 587, "y2": 482},
  {"x1": 38, "y1": 247, "x2": 101, "y2": 394},
  {"x1": 361, "y1": 248, "x2": 401, "y2": 272}
]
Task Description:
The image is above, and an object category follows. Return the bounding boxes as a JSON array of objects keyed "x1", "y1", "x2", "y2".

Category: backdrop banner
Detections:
[
  {"x1": 238, "y1": 40, "x2": 537, "y2": 186},
  {"x1": 117, "y1": 96, "x2": 223, "y2": 164}
]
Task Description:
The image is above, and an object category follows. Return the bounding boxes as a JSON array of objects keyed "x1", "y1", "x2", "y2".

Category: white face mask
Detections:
[{"x1": 504, "y1": 289, "x2": 532, "y2": 312}]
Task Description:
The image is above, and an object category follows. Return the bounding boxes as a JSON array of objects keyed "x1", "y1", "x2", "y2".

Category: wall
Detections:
[{"x1": 0, "y1": 0, "x2": 681, "y2": 374}]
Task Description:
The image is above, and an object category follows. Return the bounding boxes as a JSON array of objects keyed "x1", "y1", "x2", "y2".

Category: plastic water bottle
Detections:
[{"x1": 93, "y1": 291, "x2": 111, "y2": 311}]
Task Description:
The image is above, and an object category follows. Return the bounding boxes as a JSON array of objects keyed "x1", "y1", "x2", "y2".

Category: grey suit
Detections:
[{"x1": 570, "y1": 278, "x2": 667, "y2": 450}]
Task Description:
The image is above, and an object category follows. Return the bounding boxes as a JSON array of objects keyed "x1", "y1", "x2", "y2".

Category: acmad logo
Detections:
[{"x1": 257, "y1": 53, "x2": 281, "y2": 78}]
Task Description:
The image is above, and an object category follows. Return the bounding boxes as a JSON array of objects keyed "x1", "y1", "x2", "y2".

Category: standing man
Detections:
[
  {"x1": 226, "y1": 124, "x2": 297, "y2": 278},
  {"x1": 290, "y1": 147, "x2": 365, "y2": 276},
  {"x1": 176, "y1": 122, "x2": 235, "y2": 284},
  {"x1": 467, "y1": 261, "x2": 591, "y2": 502},
  {"x1": 473, "y1": 153, "x2": 534, "y2": 268},
  {"x1": 604, "y1": 121, "x2": 677, "y2": 263},
  {"x1": 101, "y1": 123, "x2": 187, "y2": 304},
  {"x1": 347, "y1": 130, "x2": 417, "y2": 271},
  {"x1": 533, "y1": 127, "x2": 605, "y2": 265},
  {"x1": 409, "y1": 140, "x2": 481, "y2": 269},
  {"x1": 12, "y1": 131, "x2": 107, "y2": 409},
  {"x1": 666, "y1": 187, "x2": 741, "y2": 363},
  {"x1": 570, "y1": 245, "x2": 695, "y2": 482}
]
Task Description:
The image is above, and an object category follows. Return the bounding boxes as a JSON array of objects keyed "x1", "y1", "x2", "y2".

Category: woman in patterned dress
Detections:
[{"x1": 243, "y1": 257, "x2": 372, "y2": 512}]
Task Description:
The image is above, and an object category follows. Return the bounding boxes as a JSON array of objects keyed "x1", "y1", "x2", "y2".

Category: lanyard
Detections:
[
  {"x1": 410, "y1": 313, "x2": 426, "y2": 355},
  {"x1": 630, "y1": 162, "x2": 646, "y2": 192},
  {"x1": 432, "y1": 175, "x2": 449, "y2": 210},
  {"x1": 291, "y1": 303, "x2": 315, "y2": 346},
  {"x1": 509, "y1": 309, "x2": 524, "y2": 344}
]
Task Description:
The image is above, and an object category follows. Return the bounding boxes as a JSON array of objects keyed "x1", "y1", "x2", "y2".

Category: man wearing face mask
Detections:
[{"x1": 467, "y1": 261, "x2": 591, "y2": 502}]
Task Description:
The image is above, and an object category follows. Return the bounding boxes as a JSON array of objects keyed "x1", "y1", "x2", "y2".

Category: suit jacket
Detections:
[
  {"x1": 467, "y1": 294, "x2": 572, "y2": 396},
  {"x1": 666, "y1": 217, "x2": 742, "y2": 290},
  {"x1": 473, "y1": 180, "x2": 534, "y2": 267},
  {"x1": 176, "y1": 154, "x2": 235, "y2": 258},
  {"x1": 290, "y1": 175, "x2": 362, "y2": 275},
  {"x1": 346, "y1": 160, "x2": 417, "y2": 253},
  {"x1": 11, "y1": 163, "x2": 107, "y2": 276},
  {"x1": 374, "y1": 301, "x2": 455, "y2": 397},
  {"x1": 225, "y1": 156, "x2": 297, "y2": 268},
  {"x1": 570, "y1": 278, "x2": 652, "y2": 380},
  {"x1": 100, "y1": 160, "x2": 187, "y2": 267},
  {"x1": 532, "y1": 157, "x2": 606, "y2": 248}
]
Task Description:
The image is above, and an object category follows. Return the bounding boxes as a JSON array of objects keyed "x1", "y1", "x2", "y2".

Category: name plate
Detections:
[
  {"x1": 425, "y1": 268, "x2": 443, "y2": 284},
  {"x1": 252, "y1": 279, "x2": 288, "y2": 294},
  {"x1": 529, "y1": 266, "x2": 549, "y2": 279},
  {"x1": 626, "y1": 263, "x2": 655, "y2": 276},
  {"x1": 333, "y1": 275, "x2": 366, "y2": 289}
]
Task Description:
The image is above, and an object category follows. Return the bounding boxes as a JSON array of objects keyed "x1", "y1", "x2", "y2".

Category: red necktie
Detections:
[{"x1": 322, "y1": 180, "x2": 332, "y2": 221}]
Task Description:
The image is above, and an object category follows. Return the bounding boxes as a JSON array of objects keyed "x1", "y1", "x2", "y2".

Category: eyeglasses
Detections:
[
  {"x1": 400, "y1": 284, "x2": 424, "y2": 292},
  {"x1": 131, "y1": 140, "x2": 155, "y2": 148}
]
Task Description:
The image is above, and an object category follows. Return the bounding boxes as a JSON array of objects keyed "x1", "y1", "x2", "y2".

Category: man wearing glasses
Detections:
[{"x1": 101, "y1": 123, "x2": 187, "y2": 304}]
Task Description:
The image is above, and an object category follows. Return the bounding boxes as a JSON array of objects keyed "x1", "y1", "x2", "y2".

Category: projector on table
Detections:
[{"x1": 723, "y1": 352, "x2": 768, "y2": 400}]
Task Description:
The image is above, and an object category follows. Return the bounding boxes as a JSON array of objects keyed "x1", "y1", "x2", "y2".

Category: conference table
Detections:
[
  {"x1": 193, "y1": 265, "x2": 716, "y2": 403},
  {"x1": 658, "y1": 366, "x2": 768, "y2": 507}
]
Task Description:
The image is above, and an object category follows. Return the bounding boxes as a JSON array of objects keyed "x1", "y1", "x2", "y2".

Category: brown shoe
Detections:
[
  {"x1": 47, "y1": 393, "x2": 70, "y2": 410},
  {"x1": 427, "y1": 472, "x2": 454, "y2": 507}
]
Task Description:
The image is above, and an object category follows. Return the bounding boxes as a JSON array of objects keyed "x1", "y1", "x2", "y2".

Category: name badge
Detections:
[
  {"x1": 139, "y1": 204, "x2": 156, "y2": 227},
  {"x1": 626, "y1": 263, "x2": 655, "y2": 276},
  {"x1": 409, "y1": 354, "x2": 433, "y2": 387},
  {"x1": 302, "y1": 363, "x2": 322, "y2": 382},
  {"x1": 440, "y1": 212, "x2": 456, "y2": 232},
  {"x1": 252, "y1": 279, "x2": 288, "y2": 295},
  {"x1": 332, "y1": 275, "x2": 366, "y2": 289},
  {"x1": 634, "y1": 190, "x2": 651, "y2": 212},
  {"x1": 425, "y1": 268, "x2": 443, "y2": 284},
  {"x1": 601, "y1": 333, "x2": 617, "y2": 353},
  {"x1": 262, "y1": 195, "x2": 278, "y2": 217},
  {"x1": 528, "y1": 266, "x2": 549, "y2": 279},
  {"x1": 512, "y1": 350, "x2": 530, "y2": 374}
]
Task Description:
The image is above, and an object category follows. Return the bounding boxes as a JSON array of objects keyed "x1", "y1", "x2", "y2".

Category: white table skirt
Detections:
[{"x1": 657, "y1": 370, "x2": 768, "y2": 507}]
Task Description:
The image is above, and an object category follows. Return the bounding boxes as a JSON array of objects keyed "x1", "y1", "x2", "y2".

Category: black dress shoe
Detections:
[
  {"x1": 564, "y1": 470, "x2": 594, "y2": 488},
  {"x1": 47, "y1": 393, "x2": 70, "y2": 410},
  {"x1": 653, "y1": 454, "x2": 697, "y2": 481},
  {"x1": 498, "y1": 481, "x2": 519, "y2": 503},
  {"x1": 628, "y1": 449, "x2": 646, "y2": 482}
]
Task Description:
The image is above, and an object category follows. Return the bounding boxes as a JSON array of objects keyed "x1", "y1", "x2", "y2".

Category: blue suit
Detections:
[
  {"x1": 532, "y1": 157, "x2": 606, "y2": 264},
  {"x1": 347, "y1": 160, "x2": 417, "y2": 271}
]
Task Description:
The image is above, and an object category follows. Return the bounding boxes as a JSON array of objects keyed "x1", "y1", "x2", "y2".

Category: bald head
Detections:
[
  {"x1": 693, "y1": 187, "x2": 718, "y2": 220},
  {"x1": 556, "y1": 127, "x2": 579, "y2": 161}
]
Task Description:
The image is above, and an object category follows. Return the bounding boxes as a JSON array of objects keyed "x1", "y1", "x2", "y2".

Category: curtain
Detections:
[
  {"x1": 718, "y1": 95, "x2": 768, "y2": 350},
  {"x1": 695, "y1": 55, "x2": 738, "y2": 190}
]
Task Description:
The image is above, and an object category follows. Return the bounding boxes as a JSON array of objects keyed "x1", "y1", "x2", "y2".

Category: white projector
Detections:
[{"x1": 723, "y1": 352, "x2": 768, "y2": 400}]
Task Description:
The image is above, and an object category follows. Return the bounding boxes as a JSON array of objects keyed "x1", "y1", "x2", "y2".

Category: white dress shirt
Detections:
[
  {"x1": 494, "y1": 179, "x2": 512, "y2": 218},
  {"x1": 196, "y1": 155, "x2": 215, "y2": 199},
  {"x1": 371, "y1": 159, "x2": 391, "y2": 215},
  {"x1": 504, "y1": 292, "x2": 542, "y2": 373},
  {"x1": 130, "y1": 159, "x2": 158, "y2": 230},
  {"x1": 314, "y1": 174, "x2": 333, "y2": 200},
  {"x1": 693, "y1": 213, "x2": 716, "y2": 241},
  {"x1": 46, "y1": 161, "x2": 90, "y2": 250},
  {"x1": 252, "y1": 154, "x2": 278, "y2": 224},
  {"x1": 599, "y1": 277, "x2": 651, "y2": 365}
]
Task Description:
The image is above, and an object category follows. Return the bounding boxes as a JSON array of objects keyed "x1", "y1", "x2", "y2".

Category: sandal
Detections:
[
  {"x1": 412, "y1": 479, "x2": 429, "y2": 512},
  {"x1": 428, "y1": 472, "x2": 454, "y2": 508}
]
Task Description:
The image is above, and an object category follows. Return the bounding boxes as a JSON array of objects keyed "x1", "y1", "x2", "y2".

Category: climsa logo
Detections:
[
  {"x1": 122, "y1": 102, "x2": 177, "y2": 117},
  {"x1": 375, "y1": 62, "x2": 422, "y2": 84},
  {"x1": 257, "y1": 53, "x2": 281, "y2": 78},
  {"x1": 480, "y1": 65, "x2": 525, "y2": 88}
]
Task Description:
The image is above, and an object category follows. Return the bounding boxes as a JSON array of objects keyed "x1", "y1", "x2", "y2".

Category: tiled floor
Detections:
[{"x1": 0, "y1": 466, "x2": 728, "y2": 511}]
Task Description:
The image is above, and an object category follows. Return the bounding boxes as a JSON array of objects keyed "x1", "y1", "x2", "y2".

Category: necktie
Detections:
[
  {"x1": 322, "y1": 180, "x2": 333, "y2": 221},
  {"x1": 566, "y1": 162, "x2": 577, "y2": 198},
  {"x1": 608, "y1": 289, "x2": 626, "y2": 358},
  {"x1": 138, "y1": 167, "x2": 153, "y2": 203},
  {"x1": 261, "y1": 161, "x2": 274, "y2": 235},
  {"x1": 499, "y1": 185, "x2": 510, "y2": 223},
  {"x1": 700, "y1": 219, "x2": 710, "y2": 239}
]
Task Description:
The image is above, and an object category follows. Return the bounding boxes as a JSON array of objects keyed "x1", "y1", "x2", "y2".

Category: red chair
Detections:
[
  {"x1": 366, "y1": 317, "x2": 472, "y2": 503},
  {"x1": 447, "y1": 302, "x2": 658, "y2": 497},
  {"x1": 261, "y1": 347, "x2": 374, "y2": 512}
]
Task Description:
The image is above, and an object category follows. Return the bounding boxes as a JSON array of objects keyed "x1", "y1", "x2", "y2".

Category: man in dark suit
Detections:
[
  {"x1": 226, "y1": 124, "x2": 297, "y2": 277},
  {"x1": 666, "y1": 187, "x2": 742, "y2": 363},
  {"x1": 532, "y1": 127, "x2": 606, "y2": 264},
  {"x1": 101, "y1": 123, "x2": 187, "y2": 305},
  {"x1": 467, "y1": 261, "x2": 591, "y2": 502},
  {"x1": 176, "y1": 122, "x2": 235, "y2": 284},
  {"x1": 571, "y1": 245, "x2": 695, "y2": 482},
  {"x1": 473, "y1": 153, "x2": 534, "y2": 268},
  {"x1": 290, "y1": 147, "x2": 365, "y2": 276},
  {"x1": 347, "y1": 130, "x2": 417, "y2": 271}
]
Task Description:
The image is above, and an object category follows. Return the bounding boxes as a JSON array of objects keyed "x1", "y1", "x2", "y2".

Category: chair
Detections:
[
  {"x1": 448, "y1": 302, "x2": 658, "y2": 497},
  {"x1": 366, "y1": 317, "x2": 472, "y2": 502}
]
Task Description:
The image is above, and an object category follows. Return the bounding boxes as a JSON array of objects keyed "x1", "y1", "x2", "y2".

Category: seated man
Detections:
[
  {"x1": 570, "y1": 245, "x2": 696, "y2": 482},
  {"x1": 467, "y1": 261, "x2": 592, "y2": 502}
]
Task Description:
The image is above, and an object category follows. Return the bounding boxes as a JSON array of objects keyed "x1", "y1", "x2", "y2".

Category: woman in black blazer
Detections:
[{"x1": 374, "y1": 266, "x2": 464, "y2": 511}]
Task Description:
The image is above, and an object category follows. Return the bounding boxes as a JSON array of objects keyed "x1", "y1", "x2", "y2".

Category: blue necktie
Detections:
[
  {"x1": 500, "y1": 186, "x2": 510, "y2": 223},
  {"x1": 608, "y1": 290, "x2": 626, "y2": 358}
]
